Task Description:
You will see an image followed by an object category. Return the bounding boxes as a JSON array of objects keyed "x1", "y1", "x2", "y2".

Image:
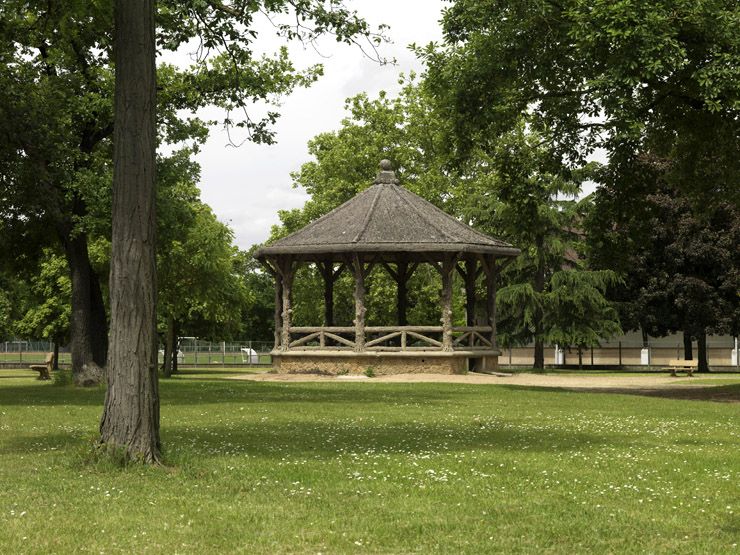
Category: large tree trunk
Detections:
[
  {"x1": 100, "y1": 0, "x2": 160, "y2": 463},
  {"x1": 63, "y1": 228, "x2": 107, "y2": 386},
  {"x1": 697, "y1": 331, "x2": 709, "y2": 373},
  {"x1": 683, "y1": 331, "x2": 693, "y2": 360}
]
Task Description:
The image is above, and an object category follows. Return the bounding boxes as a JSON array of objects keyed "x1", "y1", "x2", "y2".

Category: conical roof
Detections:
[{"x1": 255, "y1": 160, "x2": 520, "y2": 260}]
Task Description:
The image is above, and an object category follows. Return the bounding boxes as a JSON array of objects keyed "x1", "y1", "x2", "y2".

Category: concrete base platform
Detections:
[{"x1": 271, "y1": 351, "x2": 500, "y2": 376}]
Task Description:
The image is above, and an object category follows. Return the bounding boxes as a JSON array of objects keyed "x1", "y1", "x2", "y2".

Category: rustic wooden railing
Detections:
[{"x1": 282, "y1": 326, "x2": 494, "y2": 352}]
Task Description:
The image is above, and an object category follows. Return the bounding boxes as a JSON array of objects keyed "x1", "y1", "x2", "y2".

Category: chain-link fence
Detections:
[
  {"x1": 0, "y1": 341, "x2": 71, "y2": 364},
  {"x1": 172, "y1": 338, "x2": 273, "y2": 366},
  {"x1": 1, "y1": 339, "x2": 274, "y2": 367}
]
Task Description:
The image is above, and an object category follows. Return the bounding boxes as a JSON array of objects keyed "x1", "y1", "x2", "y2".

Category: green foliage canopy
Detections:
[{"x1": 421, "y1": 0, "x2": 740, "y2": 204}]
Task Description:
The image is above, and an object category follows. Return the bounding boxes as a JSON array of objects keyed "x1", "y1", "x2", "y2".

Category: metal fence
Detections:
[
  {"x1": 0, "y1": 339, "x2": 274, "y2": 366},
  {"x1": 0, "y1": 341, "x2": 71, "y2": 364},
  {"x1": 2, "y1": 337, "x2": 738, "y2": 369},
  {"x1": 172, "y1": 339, "x2": 273, "y2": 366}
]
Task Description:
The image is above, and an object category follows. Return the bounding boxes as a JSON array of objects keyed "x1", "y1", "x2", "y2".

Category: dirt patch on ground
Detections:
[{"x1": 231, "y1": 372, "x2": 740, "y2": 402}]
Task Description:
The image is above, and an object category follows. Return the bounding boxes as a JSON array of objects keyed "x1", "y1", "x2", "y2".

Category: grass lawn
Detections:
[{"x1": 0, "y1": 369, "x2": 738, "y2": 554}]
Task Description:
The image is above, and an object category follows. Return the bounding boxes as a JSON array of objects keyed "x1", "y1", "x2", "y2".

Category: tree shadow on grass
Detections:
[
  {"x1": 1, "y1": 416, "x2": 608, "y2": 459},
  {"x1": 497, "y1": 383, "x2": 740, "y2": 403},
  {"x1": 164, "y1": 421, "x2": 609, "y2": 459},
  {"x1": 0, "y1": 380, "x2": 496, "y2": 408}
]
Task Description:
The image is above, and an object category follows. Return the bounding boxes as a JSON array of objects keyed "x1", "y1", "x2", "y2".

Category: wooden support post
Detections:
[
  {"x1": 457, "y1": 258, "x2": 478, "y2": 327},
  {"x1": 492, "y1": 262, "x2": 498, "y2": 349},
  {"x1": 323, "y1": 270, "x2": 334, "y2": 327},
  {"x1": 466, "y1": 260, "x2": 477, "y2": 327},
  {"x1": 352, "y1": 254, "x2": 366, "y2": 352},
  {"x1": 260, "y1": 258, "x2": 283, "y2": 351},
  {"x1": 277, "y1": 257, "x2": 295, "y2": 352},
  {"x1": 397, "y1": 261, "x2": 408, "y2": 326},
  {"x1": 319, "y1": 261, "x2": 335, "y2": 327},
  {"x1": 441, "y1": 256, "x2": 455, "y2": 352},
  {"x1": 484, "y1": 255, "x2": 498, "y2": 349},
  {"x1": 273, "y1": 279, "x2": 283, "y2": 350}
]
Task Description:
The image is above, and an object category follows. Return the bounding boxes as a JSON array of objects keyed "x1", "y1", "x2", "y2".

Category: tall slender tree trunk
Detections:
[
  {"x1": 683, "y1": 331, "x2": 693, "y2": 360},
  {"x1": 63, "y1": 229, "x2": 107, "y2": 386},
  {"x1": 323, "y1": 274, "x2": 334, "y2": 326},
  {"x1": 162, "y1": 317, "x2": 180, "y2": 376},
  {"x1": 697, "y1": 331, "x2": 709, "y2": 373},
  {"x1": 397, "y1": 274, "x2": 408, "y2": 327},
  {"x1": 533, "y1": 236, "x2": 546, "y2": 371},
  {"x1": 171, "y1": 323, "x2": 179, "y2": 374},
  {"x1": 464, "y1": 259, "x2": 476, "y2": 327},
  {"x1": 52, "y1": 341, "x2": 60, "y2": 371},
  {"x1": 100, "y1": 0, "x2": 160, "y2": 463},
  {"x1": 163, "y1": 315, "x2": 175, "y2": 378}
]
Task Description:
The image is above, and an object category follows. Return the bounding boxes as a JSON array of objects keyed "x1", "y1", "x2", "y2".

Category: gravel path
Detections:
[
  {"x1": 230, "y1": 371, "x2": 739, "y2": 402},
  {"x1": 232, "y1": 371, "x2": 730, "y2": 388}
]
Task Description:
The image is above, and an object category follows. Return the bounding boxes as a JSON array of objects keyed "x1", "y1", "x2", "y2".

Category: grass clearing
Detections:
[{"x1": 0, "y1": 371, "x2": 738, "y2": 554}]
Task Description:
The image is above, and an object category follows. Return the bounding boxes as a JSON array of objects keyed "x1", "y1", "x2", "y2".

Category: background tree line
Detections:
[{"x1": 3, "y1": 0, "x2": 738, "y2": 377}]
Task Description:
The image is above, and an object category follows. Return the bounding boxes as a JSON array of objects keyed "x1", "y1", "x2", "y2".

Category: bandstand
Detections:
[{"x1": 255, "y1": 160, "x2": 520, "y2": 375}]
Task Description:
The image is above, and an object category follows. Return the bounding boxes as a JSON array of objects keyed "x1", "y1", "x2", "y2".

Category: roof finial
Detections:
[{"x1": 374, "y1": 159, "x2": 400, "y2": 185}]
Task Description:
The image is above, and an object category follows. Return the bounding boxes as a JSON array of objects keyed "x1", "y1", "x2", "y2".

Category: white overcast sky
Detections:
[{"x1": 172, "y1": 1, "x2": 448, "y2": 250}]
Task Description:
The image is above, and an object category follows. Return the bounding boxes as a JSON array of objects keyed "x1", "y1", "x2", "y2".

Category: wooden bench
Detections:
[
  {"x1": 662, "y1": 358, "x2": 698, "y2": 377},
  {"x1": 29, "y1": 352, "x2": 54, "y2": 380}
]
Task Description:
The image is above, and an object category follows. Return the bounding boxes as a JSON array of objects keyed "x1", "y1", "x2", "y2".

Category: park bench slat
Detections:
[{"x1": 662, "y1": 358, "x2": 698, "y2": 377}]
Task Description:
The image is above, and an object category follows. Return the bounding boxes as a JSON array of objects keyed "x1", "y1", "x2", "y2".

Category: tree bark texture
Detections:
[
  {"x1": 163, "y1": 315, "x2": 175, "y2": 378},
  {"x1": 683, "y1": 331, "x2": 693, "y2": 360},
  {"x1": 274, "y1": 277, "x2": 283, "y2": 350},
  {"x1": 52, "y1": 341, "x2": 60, "y2": 371},
  {"x1": 533, "y1": 237, "x2": 546, "y2": 370},
  {"x1": 278, "y1": 258, "x2": 294, "y2": 351},
  {"x1": 63, "y1": 228, "x2": 107, "y2": 386},
  {"x1": 481, "y1": 255, "x2": 499, "y2": 350},
  {"x1": 395, "y1": 262, "x2": 411, "y2": 326},
  {"x1": 323, "y1": 274, "x2": 334, "y2": 327},
  {"x1": 463, "y1": 259, "x2": 477, "y2": 327},
  {"x1": 319, "y1": 261, "x2": 344, "y2": 327},
  {"x1": 697, "y1": 331, "x2": 709, "y2": 373},
  {"x1": 440, "y1": 257, "x2": 455, "y2": 352},
  {"x1": 100, "y1": 0, "x2": 160, "y2": 463},
  {"x1": 490, "y1": 259, "x2": 498, "y2": 349},
  {"x1": 171, "y1": 322, "x2": 180, "y2": 374},
  {"x1": 382, "y1": 261, "x2": 416, "y2": 331},
  {"x1": 352, "y1": 255, "x2": 366, "y2": 352}
]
